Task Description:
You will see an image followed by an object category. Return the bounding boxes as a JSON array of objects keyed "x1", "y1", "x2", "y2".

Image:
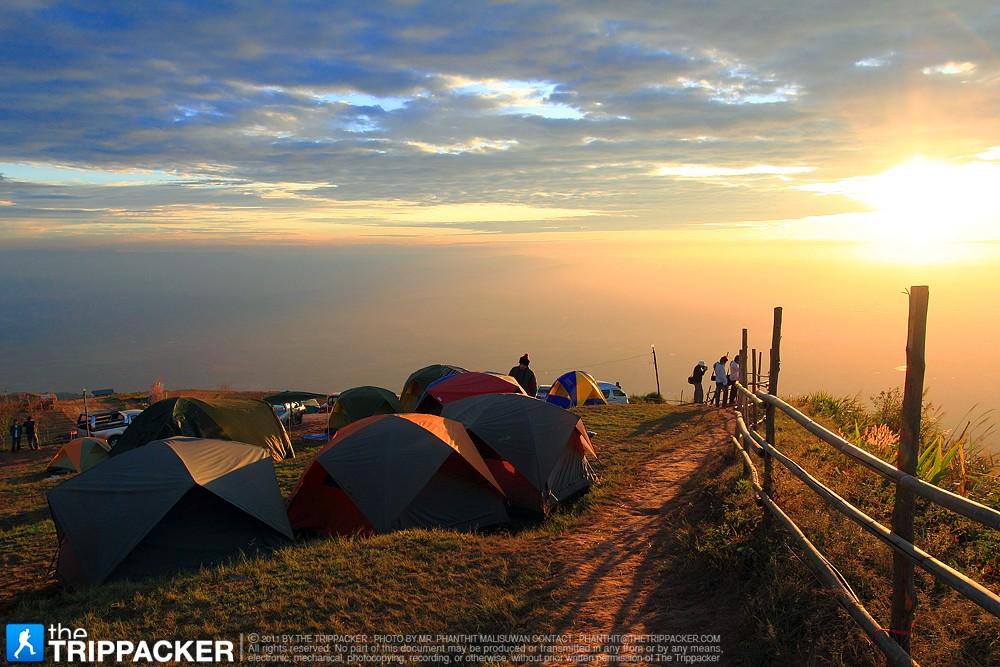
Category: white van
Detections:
[{"x1": 598, "y1": 382, "x2": 629, "y2": 405}]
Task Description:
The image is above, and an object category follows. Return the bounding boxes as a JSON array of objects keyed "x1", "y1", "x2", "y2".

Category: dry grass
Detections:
[{"x1": 681, "y1": 396, "x2": 1000, "y2": 666}]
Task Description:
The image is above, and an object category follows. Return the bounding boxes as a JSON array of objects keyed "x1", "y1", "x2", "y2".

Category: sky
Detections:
[
  {"x1": 1, "y1": 0, "x2": 998, "y2": 243},
  {"x1": 1, "y1": 2, "x2": 999, "y2": 448}
]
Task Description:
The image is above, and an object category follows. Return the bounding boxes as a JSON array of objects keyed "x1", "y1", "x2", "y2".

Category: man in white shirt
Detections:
[
  {"x1": 728, "y1": 355, "x2": 742, "y2": 405},
  {"x1": 712, "y1": 356, "x2": 728, "y2": 407}
]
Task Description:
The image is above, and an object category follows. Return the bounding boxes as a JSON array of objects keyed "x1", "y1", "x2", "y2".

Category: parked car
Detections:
[
  {"x1": 272, "y1": 401, "x2": 306, "y2": 427},
  {"x1": 76, "y1": 409, "x2": 144, "y2": 446},
  {"x1": 598, "y1": 381, "x2": 629, "y2": 404},
  {"x1": 535, "y1": 385, "x2": 551, "y2": 400}
]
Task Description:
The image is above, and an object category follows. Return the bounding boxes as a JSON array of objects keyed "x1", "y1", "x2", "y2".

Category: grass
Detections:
[
  {"x1": 0, "y1": 403, "x2": 709, "y2": 648},
  {"x1": 7, "y1": 393, "x2": 995, "y2": 665},
  {"x1": 680, "y1": 391, "x2": 1000, "y2": 667}
]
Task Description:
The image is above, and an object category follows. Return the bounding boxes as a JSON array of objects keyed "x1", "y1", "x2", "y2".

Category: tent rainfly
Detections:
[
  {"x1": 48, "y1": 437, "x2": 293, "y2": 585},
  {"x1": 416, "y1": 372, "x2": 525, "y2": 414},
  {"x1": 545, "y1": 371, "x2": 608, "y2": 408},
  {"x1": 111, "y1": 397, "x2": 294, "y2": 460},
  {"x1": 47, "y1": 437, "x2": 111, "y2": 474},
  {"x1": 399, "y1": 364, "x2": 467, "y2": 412},
  {"x1": 328, "y1": 386, "x2": 402, "y2": 433},
  {"x1": 442, "y1": 393, "x2": 597, "y2": 515},
  {"x1": 287, "y1": 414, "x2": 508, "y2": 536}
]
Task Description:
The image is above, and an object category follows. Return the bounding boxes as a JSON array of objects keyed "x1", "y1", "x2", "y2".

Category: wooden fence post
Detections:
[
  {"x1": 890, "y1": 286, "x2": 929, "y2": 653},
  {"x1": 740, "y1": 329, "x2": 749, "y2": 419},
  {"x1": 764, "y1": 307, "x2": 782, "y2": 517}
]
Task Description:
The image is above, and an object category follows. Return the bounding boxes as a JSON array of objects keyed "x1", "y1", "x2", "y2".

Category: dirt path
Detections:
[{"x1": 542, "y1": 409, "x2": 741, "y2": 662}]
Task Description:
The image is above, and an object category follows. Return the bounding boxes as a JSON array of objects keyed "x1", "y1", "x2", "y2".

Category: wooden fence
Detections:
[{"x1": 730, "y1": 286, "x2": 1000, "y2": 667}]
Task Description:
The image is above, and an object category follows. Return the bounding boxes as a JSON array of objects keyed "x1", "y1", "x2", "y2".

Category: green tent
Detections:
[
  {"x1": 399, "y1": 364, "x2": 466, "y2": 412},
  {"x1": 329, "y1": 386, "x2": 402, "y2": 433},
  {"x1": 111, "y1": 397, "x2": 294, "y2": 460}
]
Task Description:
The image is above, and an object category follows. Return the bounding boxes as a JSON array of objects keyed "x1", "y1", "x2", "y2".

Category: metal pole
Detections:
[
  {"x1": 651, "y1": 345, "x2": 661, "y2": 399},
  {"x1": 891, "y1": 286, "x2": 929, "y2": 652}
]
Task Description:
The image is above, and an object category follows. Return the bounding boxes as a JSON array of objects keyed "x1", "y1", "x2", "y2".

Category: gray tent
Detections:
[
  {"x1": 48, "y1": 437, "x2": 293, "y2": 585},
  {"x1": 442, "y1": 393, "x2": 596, "y2": 515}
]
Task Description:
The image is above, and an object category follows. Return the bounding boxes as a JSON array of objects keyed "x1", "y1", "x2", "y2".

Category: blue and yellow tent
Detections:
[{"x1": 545, "y1": 371, "x2": 608, "y2": 408}]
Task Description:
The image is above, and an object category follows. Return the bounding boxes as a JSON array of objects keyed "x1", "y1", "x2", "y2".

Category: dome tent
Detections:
[
  {"x1": 328, "y1": 386, "x2": 402, "y2": 433},
  {"x1": 47, "y1": 437, "x2": 111, "y2": 474},
  {"x1": 416, "y1": 372, "x2": 525, "y2": 414},
  {"x1": 442, "y1": 393, "x2": 596, "y2": 515},
  {"x1": 545, "y1": 371, "x2": 608, "y2": 408},
  {"x1": 399, "y1": 364, "x2": 467, "y2": 412},
  {"x1": 48, "y1": 437, "x2": 293, "y2": 586},
  {"x1": 287, "y1": 414, "x2": 508, "y2": 536},
  {"x1": 111, "y1": 397, "x2": 294, "y2": 461}
]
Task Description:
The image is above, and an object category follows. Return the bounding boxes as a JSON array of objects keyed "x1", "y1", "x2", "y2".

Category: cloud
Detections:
[
  {"x1": 0, "y1": 1, "x2": 998, "y2": 241},
  {"x1": 654, "y1": 164, "x2": 815, "y2": 179},
  {"x1": 921, "y1": 61, "x2": 977, "y2": 75}
]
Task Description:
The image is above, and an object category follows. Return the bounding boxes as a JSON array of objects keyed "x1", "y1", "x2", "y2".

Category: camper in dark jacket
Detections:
[
  {"x1": 9, "y1": 420, "x2": 21, "y2": 452},
  {"x1": 690, "y1": 361, "x2": 708, "y2": 403},
  {"x1": 509, "y1": 354, "x2": 538, "y2": 397},
  {"x1": 22, "y1": 416, "x2": 38, "y2": 450}
]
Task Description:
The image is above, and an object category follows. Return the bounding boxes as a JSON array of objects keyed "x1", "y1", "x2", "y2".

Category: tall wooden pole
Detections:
[
  {"x1": 890, "y1": 286, "x2": 929, "y2": 653},
  {"x1": 751, "y1": 347, "x2": 759, "y2": 427},
  {"x1": 651, "y1": 345, "x2": 661, "y2": 399},
  {"x1": 740, "y1": 329, "x2": 749, "y2": 417},
  {"x1": 764, "y1": 308, "x2": 782, "y2": 519}
]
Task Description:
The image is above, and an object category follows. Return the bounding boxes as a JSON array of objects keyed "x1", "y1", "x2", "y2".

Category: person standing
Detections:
[
  {"x1": 9, "y1": 419, "x2": 21, "y2": 452},
  {"x1": 712, "y1": 356, "x2": 729, "y2": 407},
  {"x1": 509, "y1": 353, "x2": 538, "y2": 397},
  {"x1": 689, "y1": 360, "x2": 708, "y2": 403},
  {"x1": 728, "y1": 354, "x2": 742, "y2": 406},
  {"x1": 23, "y1": 415, "x2": 38, "y2": 450}
]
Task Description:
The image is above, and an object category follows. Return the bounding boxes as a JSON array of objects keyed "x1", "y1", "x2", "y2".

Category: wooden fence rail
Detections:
[
  {"x1": 730, "y1": 435, "x2": 918, "y2": 667},
  {"x1": 730, "y1": 286, "x2": 999, "y2": 666},
  {"x1": 753, "y1": 392, "x2": 1000, "y2": 530}
]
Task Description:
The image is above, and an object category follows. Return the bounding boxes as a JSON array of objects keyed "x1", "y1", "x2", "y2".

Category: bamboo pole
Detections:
[
  {"x1": 731, "y1": 435, "x2": 920, "y2": 667},
  {"x1": 891, "y1": 286, "x2": 929, "y2": 650},
  {"x1": 753, "y1": 392, "x2": 1000, "y2": 530}
]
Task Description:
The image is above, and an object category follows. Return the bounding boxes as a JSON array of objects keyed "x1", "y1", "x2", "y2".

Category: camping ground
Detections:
[
  {"x1": 1, "y1": 404, "x2": 744, "y2": 656},
  {"x1": 2, "y1": 400, "x2": 998, "y2": 665}
]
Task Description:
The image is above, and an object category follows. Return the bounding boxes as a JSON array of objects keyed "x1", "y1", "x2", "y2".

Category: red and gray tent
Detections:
[
  {"x1": 416, "y1": 372, "x2": 525, "y2": 414},
  {"x1": 442, "y1": 393, "x2": 597, "y2": 515},
  {"x1": 287, "y1": 414, "x2": 508, "y2": 535},
  {"x1": 48, "y1": 437, "x2": 293, "y2": 585},
  {"x1": 399, "y1": 364, "x2": 467, "y2": 412}
]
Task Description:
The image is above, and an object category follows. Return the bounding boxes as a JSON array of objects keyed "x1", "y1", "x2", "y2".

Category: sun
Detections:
[{"x1": 851, "y1": 157, "x2": 999, "y2": 246}]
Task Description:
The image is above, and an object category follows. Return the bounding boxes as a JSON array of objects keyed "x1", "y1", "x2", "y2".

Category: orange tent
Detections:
[
  {"x1": 47, "y1": 437, "x2": 111, "y2": 474},
  {"x1": 287, "y1": 414, "x2": 508, "y2": 536}
]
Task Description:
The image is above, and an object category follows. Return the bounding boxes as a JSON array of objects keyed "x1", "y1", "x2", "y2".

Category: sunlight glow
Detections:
[
  {"x1": 800, "y1": 157, "x2": 1000, "y2": 255},
  {"x1": 852, "y1": 158, "x2": 999, "y2": 244}
]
